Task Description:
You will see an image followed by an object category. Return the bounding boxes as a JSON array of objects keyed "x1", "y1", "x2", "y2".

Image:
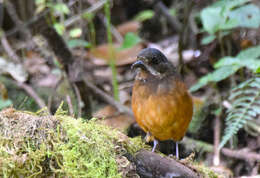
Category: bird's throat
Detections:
[{"x1": 136, "y1": 69, "x2": 165, "y2": 83}]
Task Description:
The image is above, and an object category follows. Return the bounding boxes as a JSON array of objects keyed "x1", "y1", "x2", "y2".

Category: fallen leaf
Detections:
[
  {"x1": 0, "y1": 57, "x2": 28, "y2": 82},
  {"x1": 116, "y1": 21, "x2": 140, "y2": 36},
  {"x1": 89, "y1": 43, "x2": 144, "y2": 66},
  {"x1": 94, "y1": 105, "x2": 135, "y2": 133},
  {"x1": 24, "y1": 51, "x2": 50, "y2": 75}
]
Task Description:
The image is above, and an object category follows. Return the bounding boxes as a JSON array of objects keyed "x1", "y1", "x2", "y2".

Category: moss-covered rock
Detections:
[{"x1": 0, "y1": 107, "x2": 145, "y2": 177}]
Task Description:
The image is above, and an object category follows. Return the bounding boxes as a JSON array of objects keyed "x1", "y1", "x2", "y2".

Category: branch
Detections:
[
  {"x1": 132, "y1": 150, "x2": 199, "y2": 178},
  {"x1": 82, "y1": 76, "x2": 134, "y2": 116},
  {"x1": 177, "y1": 0, "x2": 194, "y2": 73},
  {"x1": 0, "y1": 30, "x2": 21, "y2": 63},
  {"x1": 213, "y1": 116, "x2": 221, "y2": 166},
  {"x1": 0, "y1": 0, "x2": 3, "y2": 28},
  {"x1": 64, "y1": 0, "x2": 107, "y2": 27},
  {"x1": 15, "y1": 82, "x2": 48, "y2": 111},
  {"x1": 4, "y1": 1, "x2": 32, "y2": 40},
  {"x1": 183, "y1": 137, "x2": 260, "y2": 162},
  {"x1": 72, "y1": 83, "x2": 82, "y2": 118},
  {"x1": 154, "y1": 2, "x2": 181, "y2": 32}
]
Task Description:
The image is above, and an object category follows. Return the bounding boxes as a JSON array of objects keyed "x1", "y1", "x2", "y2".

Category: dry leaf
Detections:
[
  {"x1": 36, "y1": 74, "x2": 60, "y2": 87},
  {"x1": 0, "y1": 57, "x2": 28, "y2": 82},
  {"x1": 89, "y1": 43, "x2": 144, "y2": 66},
  {"x1": 116, "y1": 21, "x2": 140, "y2": 36},
  {"x1": 94, "y1": 105, "x2": 135, "y2": 133},
  {"x1": 24, "y1": 51, "x2": 50, "y2": 75}
]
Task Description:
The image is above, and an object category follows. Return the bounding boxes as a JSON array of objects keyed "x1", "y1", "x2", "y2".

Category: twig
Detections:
[
  {"x1": 154, "y1": 2, "x2": 181, "y2": 32},
  {"x1": 99, "y1": 13, "x2": 123, "y2": 43},
  {"x1": 221, "y1": 148, "x2": 260, "y2": 162},
  {"x1": 177, "y1": 0, "x2": 194, "y2": 74},
  {"x1": 251, "y1": 162, "x2": 259, "y2": 176},
  {"x1": 4, "y1": 1, "x2": 32, "y2": 40},
  {"x1": 246, "y1": 120, "x2": 260, "y2": 136},
  {"x1": 36, "y1": 18, "x2": 93, "y2": 117},
  {"x1": 213, "y1": 115, "x2": 221, "y2": 166},
  {"x1": 199, "y1": 40, "x2": 217, "y2": 62},
  {"x1": 5, "y1": 0, "x2": 78, "y2": 37},
  {"x1": 64, "y1": 0, "x2": 107, "y2": 27},
  {"x1": 85, "y1": 0, "x2": 123, "y2": 45},
  {"x1": 82, "y1": 76, "x2": 134, "y2": 116},
  {"x1": 66, "y1": 95, "x2": 74, "y2": 116},
  {"x1": 72, "y1": 83, "x2": 82, "y2": 118},
  {"x1": 0, "y1": 30, "x2": 21, "y2": 63},
  {"x1": 0, "y1": 0, "x2": 3, "y2": 28},
  {"x1": 47, "y1": 77, "x2": 63, "y2": 112},
  {"x1": 183, "y1": 137, "x2": 260, "y2": 162},
  {"x1": 15, "y1": 81, "x2": 48, "y2": 111}
]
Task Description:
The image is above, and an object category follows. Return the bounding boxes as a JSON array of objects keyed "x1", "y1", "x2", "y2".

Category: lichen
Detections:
[{"x1": 0, "y1": 107, "x2": 145, "y2": 177}]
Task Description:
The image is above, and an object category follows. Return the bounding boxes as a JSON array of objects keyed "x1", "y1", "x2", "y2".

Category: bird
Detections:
[{"x1": 131, "y1": 48, "x2": 193, "y2": 159}]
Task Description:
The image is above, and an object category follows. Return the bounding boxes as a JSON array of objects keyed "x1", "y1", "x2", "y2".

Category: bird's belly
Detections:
[{"x1": 132, "y1": 91, "x2": 193, "y2": 141}]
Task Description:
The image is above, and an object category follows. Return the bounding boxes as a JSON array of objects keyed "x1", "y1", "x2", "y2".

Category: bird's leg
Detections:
[
  {"x1": 152, "y1": 139, "x2": 158, "y2": 152},
  {"x1": 176, "y1": 142, "x2": 179, "y2": 159},
  {"x1": 145, "y1": 132, "x2": 158, "y2": 152}
]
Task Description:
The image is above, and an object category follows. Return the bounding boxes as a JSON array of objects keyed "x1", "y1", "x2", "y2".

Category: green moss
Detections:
[
  {"x1": 0, "y1": 107, "x2": 145, "y2": 177},
  {"x1": 54, "y1": 115, "x2": 120, "y2": 177},
  {"x1": 192, "y1": 163, "x2": 218, "y2": 178},
  {"x1": 125, "y1": 136, "x2": 146, "y2": 154}
]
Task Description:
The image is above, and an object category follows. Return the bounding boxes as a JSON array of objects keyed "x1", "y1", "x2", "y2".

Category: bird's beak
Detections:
[{"x1": 131, "y1": 60, "x2": 146, "y2": 71}]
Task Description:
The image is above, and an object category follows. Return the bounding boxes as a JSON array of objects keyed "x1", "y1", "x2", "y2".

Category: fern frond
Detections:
[{"x1": 219, "y1": 75, "x2": 260, "y2": 148}]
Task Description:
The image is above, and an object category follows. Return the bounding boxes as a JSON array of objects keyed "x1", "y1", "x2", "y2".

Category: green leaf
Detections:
[
  {"x1": 215, "y1": 45, "x2": 260, "y2": 72},
  {"x1": 53, "y1": 3, "x2": 70, "y2": 15},
  {"x1": 169, "y1": 8, "x2": 177, "y2": 17},
  {"x1": 35, "y1": 0, "x2": 46, "y2": 13},
  {"x1": 204, "y1": 65, "x2": 239, "y2": 82},
  {"x1": 256, "y1": 67, "x2": 260, "y2": 74},
  {"x1": 190, "y1": 65, "x2": 240, "y2": 92},
  {"x1": 214, "y1": 57, "x2": 238, "y2": 68},
  {"x1": 200, "y1": 0, "x2": 255, "y2": 34},
  {"x1": 212, "y1": 0, "x2": 250, "y2": 10},
  {"x1": 239, "y1": 59, "x2": 260, "y2": 72},
  {"x1": 69, "y1": 28, "x2": 82, "y2": 38},
  {"x1": 67, "y1": 39, "x2": 91, "y2": 49},
  {"x1": 35, "y1": 0, "x2": 45, "y2": 5},
  {"x1": 36, "y1": 4, "x2": 46, "y2": 14},
  {"x1": 228, "y1": 4, "x2": 260, "y2": 28},
  {"x1": 218, "y1": 18, "x2": 238, "y2": 30},
  {"x1": 219, "y1": 76, "x2": 260, "y2": 148},
  {"x1": 201, "y1": 35, "x2": 216, "y2": 45},
  {"x1": 201, "y1": 6, "x2": 223, "y2": 34},
  {"x1": 189, "y1": 80, "x2": 207, "y2": 93},
  {"x1": 119, "y1": 32, "x2": 141, "y2": 50},
  {"x1": 237, "y1": 45, "x2": 260, "y2": 59},
  {"x1": 53, "y1": 23, "x2": 65, "y2": 35},
  {"x1": 82, "y1": 12, "x2": 95, "y2": 21},
  {"x1": 223, "y1": 0, "x2": 250, "y2": 10},
  {"x1": 134, "y1": 10, "x2": 154, "y2": 22}
]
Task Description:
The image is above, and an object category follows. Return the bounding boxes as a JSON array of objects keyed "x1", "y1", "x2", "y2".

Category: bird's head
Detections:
[{"x1": 131, "y1": 48, "x2": 175, "y2": 79}]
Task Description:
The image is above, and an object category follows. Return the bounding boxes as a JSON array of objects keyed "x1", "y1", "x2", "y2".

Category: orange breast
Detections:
[{"x1": 132, "y1": 78, "x2": 193, "y2": 141}]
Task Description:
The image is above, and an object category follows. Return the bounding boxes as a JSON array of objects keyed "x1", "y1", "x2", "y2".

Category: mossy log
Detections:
[
  {"x1": 132, "y1": 150, "x2": 199, "y2": 178},
  {"x1": 0, "y1": 108, "x2": 217, "y2": 177}
]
